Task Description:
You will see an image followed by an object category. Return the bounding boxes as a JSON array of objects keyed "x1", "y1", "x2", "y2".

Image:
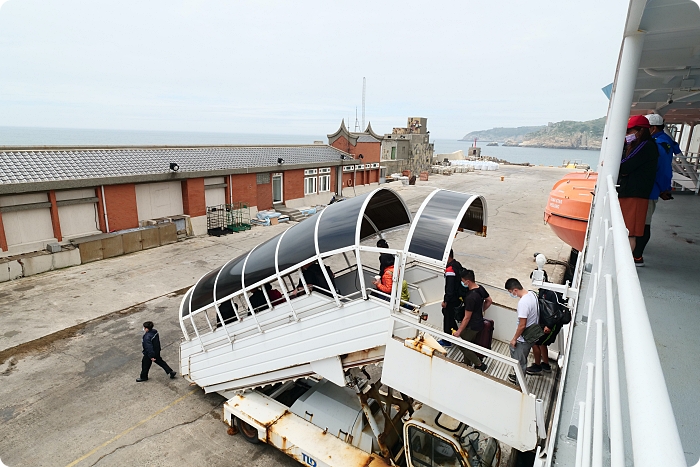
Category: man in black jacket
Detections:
[
  {"x1": 439, "y1": 249, "x2": 463, "y2": 347},
  {"x1": 137, "y1": 321, "x2": 176, "y2": 382}
]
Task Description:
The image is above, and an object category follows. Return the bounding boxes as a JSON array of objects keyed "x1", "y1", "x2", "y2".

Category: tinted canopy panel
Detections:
[
  {"x1": 243, "y1": 235, "x2": 282, "y2": 287},
  {"x1": 182, "y1": 288, "x2": 193, "y2": 317},
  {"x1": 214, "y1": 253, "x2": 247, "y2": 303},
  {"x1": 190, "y1": 266, "x2": 222, "y2": 312},
  {"x1": 359, "y1": 189, "x2": 411, "y2": 239},
  {"x1": 317, "y1": 194, "x2": 368, "y2": 253},
  {"x1": 277, "y1": 214, "x2": 320, "y2": 273},
  {"x1": 408, "y1": 190, "x2": 477, "y2": 261}
]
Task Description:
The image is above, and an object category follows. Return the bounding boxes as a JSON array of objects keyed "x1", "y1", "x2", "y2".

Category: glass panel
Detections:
[
  {"x1": 317, "y1": 192, "x2": 368, "y2": 253},
  {"x1": 407, "y1": 426, "x2": 464, "y2": 467},
  {"x1": 190, "y1": 266, "x2": 222, "y2": 312},
  {"x1": 277, "y1": 214, "x2": 320, "y2": 272},
  {"x1": 272, "y1": 175, "x2": 283, "y2": 203},
  {"x1": 243, "y1": 235, "x2": 281, "y2": 287},
  {"x1": 359, "y1": 189, "x2": 411, "y2": 239},
  {"x1": 459, "y1": 197, "x2": 484, "y2": 233},
  {"x1": 214, "y1": 253, "x2": 248, "y2": 302},
  {"x1": 408, "y1": 191, "x2": 470, "y2": 261}
]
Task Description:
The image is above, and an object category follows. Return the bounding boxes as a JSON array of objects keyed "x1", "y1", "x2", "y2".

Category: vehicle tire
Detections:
[{"x1": 236, "y1": 417, "x2": 261, "y2": 444}]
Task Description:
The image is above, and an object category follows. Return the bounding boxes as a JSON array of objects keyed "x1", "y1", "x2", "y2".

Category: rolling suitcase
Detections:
[{"x1": 475, "y1": 318, "x2": 494, "y2": 360}]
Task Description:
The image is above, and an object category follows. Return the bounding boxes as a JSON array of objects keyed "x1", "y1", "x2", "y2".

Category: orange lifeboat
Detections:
[{"x1": 544, "y1": 172, "x2": 597, "y2": 251}]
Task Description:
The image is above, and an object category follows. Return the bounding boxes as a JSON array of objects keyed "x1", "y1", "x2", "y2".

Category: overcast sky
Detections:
[{"x1": 0, "y1": 0, "x2": 629, "y2": 139}]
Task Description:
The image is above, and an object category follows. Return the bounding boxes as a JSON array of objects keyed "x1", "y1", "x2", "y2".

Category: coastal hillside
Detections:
[
  {"x1": 461, "y1": 125, "x2": 544, "y2": 143},
  {"x1": 462, "y1": 117, "x2": 606, "y2": 150},
  {"x1": 519, "y1": 117, "x2": 605, "y2": 150}
]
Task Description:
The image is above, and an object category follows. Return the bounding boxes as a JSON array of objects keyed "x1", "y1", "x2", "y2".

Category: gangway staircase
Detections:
[{"x1": 179, "y1": 187, "x2": 545, "y2": 451}]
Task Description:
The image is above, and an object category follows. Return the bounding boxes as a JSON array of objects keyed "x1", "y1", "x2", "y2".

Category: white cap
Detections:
[{"x1": 646, "y1": 114, "x2": 664, "y2": 126}]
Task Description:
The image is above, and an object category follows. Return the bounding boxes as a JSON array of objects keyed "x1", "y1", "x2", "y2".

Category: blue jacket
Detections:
[{"x1": 650, "y1": 131, "x2": 679, "y2": 200}]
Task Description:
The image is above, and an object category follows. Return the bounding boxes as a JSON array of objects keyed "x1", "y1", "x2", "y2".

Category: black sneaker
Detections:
[
  {"x1": 507, "y1": 373, "x2": 517, "y2": 384},
  {"x1": 541, "y1": 362, "x2": 552, "y2": 373},
  {"x1": 526, "y1": 364, "x2": 543, "y2": 375},
  {"x1": 634, "y1": 257, "x2": 644, "y2": 267},
  {"x1": 169, "y1": 371, "x2": 177, "y2": 379},
  {"x1": 475, "y1": 362, "x2": 488, "y2": 372},
  {"x1": 136, "y1": 378, "x2": 148, "y2": 382}
]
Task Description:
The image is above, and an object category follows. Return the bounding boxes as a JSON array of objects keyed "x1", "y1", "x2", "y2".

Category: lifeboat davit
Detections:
[{"x1": 544, "y1": 172, "x2": 597, "y2": 251}]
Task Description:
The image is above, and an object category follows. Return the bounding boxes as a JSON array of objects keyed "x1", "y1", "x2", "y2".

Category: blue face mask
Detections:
[
  {"x1": 460, "y1": 281, "x2": 468, "y2": 288},
  {"x1": 508, "y1": 291, "x2": 518, "y2": 299}
]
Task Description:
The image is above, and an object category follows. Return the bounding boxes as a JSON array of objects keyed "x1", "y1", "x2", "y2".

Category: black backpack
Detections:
[{"x1": 537, "y1": 289, "x2": 571, "y2": 327}]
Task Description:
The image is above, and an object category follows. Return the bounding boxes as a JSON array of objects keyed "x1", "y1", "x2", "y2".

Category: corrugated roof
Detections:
[{"x1": 0, "y1": 145, "x2": 347, "y2": 185}]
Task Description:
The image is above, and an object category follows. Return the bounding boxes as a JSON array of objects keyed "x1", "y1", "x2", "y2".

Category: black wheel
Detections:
[{"x1": 236, "y1": 417, "x2": 261, "y2": 444}]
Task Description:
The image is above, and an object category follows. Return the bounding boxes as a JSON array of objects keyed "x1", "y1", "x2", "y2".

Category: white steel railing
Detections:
[{"x1": 554, "y1": 175, "x2": 688, "y2": 467}]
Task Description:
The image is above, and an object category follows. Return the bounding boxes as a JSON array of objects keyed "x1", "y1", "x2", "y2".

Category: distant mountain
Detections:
[
  {"x1": 519, "y1": 117, "x2": 605, "y2": 150},
  {"x1": 461, "y1": 126, "x2": 544, "y2": 143},
  {"x1": 461, "y1": 117, "x2": 605, "y2": 150}
]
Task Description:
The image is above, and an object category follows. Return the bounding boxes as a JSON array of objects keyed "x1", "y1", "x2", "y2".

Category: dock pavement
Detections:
[{"x1": 0, "y1": 165, "x2": 573, "y2": 467}]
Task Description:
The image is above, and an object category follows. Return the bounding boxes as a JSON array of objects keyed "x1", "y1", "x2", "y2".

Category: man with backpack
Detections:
[
  {"x1": 439, "y1": 249, "x2": 463, "y2": 347},
  {"x1": 452, "y1": 269, "x2": 491, "y2": 371}
]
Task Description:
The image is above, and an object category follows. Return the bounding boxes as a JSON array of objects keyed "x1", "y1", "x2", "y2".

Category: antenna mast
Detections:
[
  {"x1": 354, "y1": 107, "x2": 360, "y2": 132},
  {"x1": 362, "y1": 77, "x2": 366, "y2": 130}
]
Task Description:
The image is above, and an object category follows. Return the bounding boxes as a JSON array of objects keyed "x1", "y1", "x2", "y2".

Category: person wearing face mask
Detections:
[
  {"x1": 137, "y1": 321, "x2": 176, "y2": 382},
  {"x1": 504, "y1": 278, "x2": 540, "y2": 384},
  {"x1": 452, "y1": 269, "x2": 491, "y2": 371},
  {"x1": 618, "y1": 115, "x2": 660, "y2": 252},
  {"x1": 631, "y1": 113, "x2": 679, "y2": 267}
]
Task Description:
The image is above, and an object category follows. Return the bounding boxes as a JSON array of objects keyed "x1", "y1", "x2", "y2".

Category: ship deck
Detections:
[{"x1": 636, "y1": 194, "x2": 700, "y2": 464}]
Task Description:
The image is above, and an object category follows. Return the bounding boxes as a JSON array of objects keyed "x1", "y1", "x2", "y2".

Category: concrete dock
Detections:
[{"x1": 0, "y1": 165, "x2": 572, "y2": 467}]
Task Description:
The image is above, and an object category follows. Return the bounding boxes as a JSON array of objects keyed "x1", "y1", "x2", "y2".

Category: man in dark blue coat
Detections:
[{"x1": 137, "y1": 321, "x2": 176, "y2": 382}]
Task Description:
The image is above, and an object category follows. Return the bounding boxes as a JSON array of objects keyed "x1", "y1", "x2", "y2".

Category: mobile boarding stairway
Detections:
[{"x1": 179, "y1": 187, "x2": 562, "y2": 451}]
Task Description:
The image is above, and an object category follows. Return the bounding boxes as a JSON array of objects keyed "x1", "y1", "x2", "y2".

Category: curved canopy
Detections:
[
  {"x1": 404, "y1": 189, "x2": 487, "y2": 266},
  {"x1": 184, "y1": 187, "x2": 412, "y2": 316}
]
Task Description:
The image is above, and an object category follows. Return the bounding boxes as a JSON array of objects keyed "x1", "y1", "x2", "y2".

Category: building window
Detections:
[
  {"x1": 319, "y1": 167, "x2": 331, "y2": 174},
  {"x1": 391, "y1": 147, "x2": 396, "y2": 160},
  {"x1": 256, "y1": 173, "x2": 270, "y2": 184},
  {"x1": 304, "y1": 169, "x2": 318, "y2": 176},
  {"x1": 319, "y1": 174, "x2": 331, "y2": 192},
  {"x1": 304, "y1": 176, "x2": 317, "y2": 195}
]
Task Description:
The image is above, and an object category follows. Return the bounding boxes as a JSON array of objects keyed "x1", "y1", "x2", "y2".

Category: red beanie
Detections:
[{"x1": 628, "y1": 115, "x2": 651, "y2": 129}]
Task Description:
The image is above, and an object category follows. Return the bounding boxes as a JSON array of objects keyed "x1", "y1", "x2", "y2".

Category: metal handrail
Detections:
[
  {"x1": 603, "y1": 174, "x2": 686, "y2": 466},
  {"x1": 390, "y1": 313, "x2": 529, "y2": 393}
]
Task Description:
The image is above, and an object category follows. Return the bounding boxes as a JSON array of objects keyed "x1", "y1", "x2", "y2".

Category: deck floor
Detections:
[
  {"x1": 444, "y1": 339, "x2": 559, "y2": 408},
  {"x1": 636, "y1": 194, "x2": 700, "y2": 464}
]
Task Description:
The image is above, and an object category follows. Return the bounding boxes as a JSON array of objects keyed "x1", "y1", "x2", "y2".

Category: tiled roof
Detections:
[
  {"x1": 0, "y1": 146, "x2": 347, "y2": 185},
  {"x1": 355, "y1": 134, "x2": 381, "y2": 143}
]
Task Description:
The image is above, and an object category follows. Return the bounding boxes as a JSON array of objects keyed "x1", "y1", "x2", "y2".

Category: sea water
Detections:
[
  {"x1": 0, "y1": 126, "x2": 600, "y2": 168},
  {"x1": 432, "y1": 139, "x2": 600, "y2": 168}
]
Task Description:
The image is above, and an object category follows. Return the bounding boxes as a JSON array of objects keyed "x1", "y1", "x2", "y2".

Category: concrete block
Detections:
[
  {"x1": 101, "y1": 235, "x2": 124, "y2": 259},
  {"x1": 52, "y1": 248, "x2": 81, "y2": 269},
  {"x1": 79, "y1": 240, "x2": 104, "y2": 264},
  {"x1": 141, "y1": 227, "x2": 160, "y2": 250},
  {"x1": 22, "y1": 253, "x2": 53, "y2": 277},
  {"x1": 8, "y1": 260, "x2": 22, "y2": 280},
  {"x1": 190, "y1": 215, "x2": 208, "y2": 237},
  {"x1": 122, "y1": 231, "x2": 143, "y2": 254},
  {"x1": 158, "y1": 223, "x2": 178, "y2": 245}
]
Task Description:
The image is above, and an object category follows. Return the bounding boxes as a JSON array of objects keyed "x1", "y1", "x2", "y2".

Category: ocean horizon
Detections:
[{"x1": 0, "y1": 125, "x2": 600, "y2": 169}]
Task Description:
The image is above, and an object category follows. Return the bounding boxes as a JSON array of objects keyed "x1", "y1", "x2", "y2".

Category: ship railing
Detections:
[
  {"x1": 672, "y1": 151, "x2": 700, "y2": 193},
  {"x1": 548, "y1": 174, "x2": 687, "y2": 467}
]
